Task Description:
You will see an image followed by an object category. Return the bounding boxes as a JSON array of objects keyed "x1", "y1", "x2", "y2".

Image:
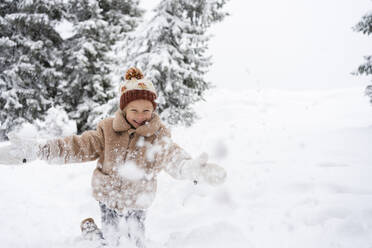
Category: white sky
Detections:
[{"x1": 141, "y1": 0, "x2": 372, "y2": 90}]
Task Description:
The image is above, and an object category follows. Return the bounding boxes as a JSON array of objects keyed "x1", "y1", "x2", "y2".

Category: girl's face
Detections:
[{"x1": 124, "y1": 99, "x2": 154, "y2": 128}]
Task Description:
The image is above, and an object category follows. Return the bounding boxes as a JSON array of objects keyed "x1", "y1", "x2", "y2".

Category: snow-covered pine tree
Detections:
[
  {"x1": 119, "y1": 0, "x2": 228, "y2": 125},
  {"x1": 60, "y1": 0, "x2": 144, "y2": 133},
  {"x1": 99, "y1": 0, "x2": 144, "y2": 42},
  {"x1": 0, "y1": 0, "x2": 65, "y2": 140},
  {"x1": 60, "y1": 0, "x2": 113, "y2": 133},
  {"x1": 354, "y1": 11, "x2": 372, "y2": 104}
]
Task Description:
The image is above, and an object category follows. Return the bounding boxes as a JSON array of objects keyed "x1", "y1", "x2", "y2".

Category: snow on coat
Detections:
[{"x1": 39, "y1": 110, "x2": 190, "y2": 212}]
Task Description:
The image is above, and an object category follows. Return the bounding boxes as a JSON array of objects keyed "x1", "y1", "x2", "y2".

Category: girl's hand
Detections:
[
  {"x1": 199, "y1": 163, "x2": 227, "y2": 186},
  {"x1": 180, "y1": 153, "x2": 227, "y2": 186},
  {"x1": 0, "y1": 144, "x2": 25, "y2": 165},
  {"x1": 5, "y1": 132, "x2": 43, "y2": 164}
]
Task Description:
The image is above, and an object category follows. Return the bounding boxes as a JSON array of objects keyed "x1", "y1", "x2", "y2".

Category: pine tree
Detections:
[
  {"x1": 119, "y1": 0, "x2": 228, "y2": 125},
  {"x1": 60, "y1": 0, "x2": 113, "y2": 133},
  {"x1": 60, "y1": 0, "x2": 144, "y2": 133},
  {"x1": 0, "y1": 0, "x2": 65, "y2": 139},
  {"x1": 354, "y1": 11, "x2": 372, "y2": 103}
]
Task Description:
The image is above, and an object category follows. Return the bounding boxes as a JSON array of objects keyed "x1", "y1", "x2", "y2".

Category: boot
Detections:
[{"x1": 80, "y1": 218, "x2": 104, "y2": 241}]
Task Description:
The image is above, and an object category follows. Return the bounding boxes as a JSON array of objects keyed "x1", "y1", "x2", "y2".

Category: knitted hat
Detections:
[{"x1": 119, "y1": 67, "x2": 157, "y2": 110}]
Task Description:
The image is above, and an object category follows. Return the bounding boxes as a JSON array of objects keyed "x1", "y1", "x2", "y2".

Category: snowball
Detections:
[
  {"x1": 136, "y1": 137, "x2": 145, "y2": 147},
  {"x1": 145, "y1": 143, "x2": 162, "y2": 162},
  {"x1": 118, "y1": 161, "x2": 145, "y2": 181}
]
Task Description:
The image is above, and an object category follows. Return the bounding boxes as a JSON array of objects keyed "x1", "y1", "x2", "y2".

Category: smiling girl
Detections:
[{"x1": 7, "y1": 67, "x2": 226, "y2": 248}]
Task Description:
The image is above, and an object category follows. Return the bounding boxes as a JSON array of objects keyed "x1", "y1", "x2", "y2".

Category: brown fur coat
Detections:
[{"x1": 39, "y1": 110, "x2": 190, "y2": 212}]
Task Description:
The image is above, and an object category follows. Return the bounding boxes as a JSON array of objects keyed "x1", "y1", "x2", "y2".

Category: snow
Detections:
[
  {"x1": 118, "y1": 161, "x2": 146, "y2": 181},
  {"x1": 36, "y1": 107, "x2": 77, "y2": 138},
  {"x1": 11, "y1": 123, "x2": 38, "y2": 140},
  {"x1": 1, "y1": 86, "x2": 372, "y2": 247},
  {"x1": 55, "y1": 19, "x2": 76, "y2": 40}
]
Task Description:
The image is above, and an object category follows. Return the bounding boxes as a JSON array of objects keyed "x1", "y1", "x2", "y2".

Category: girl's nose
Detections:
[{"x1": 135, "y1": 113, "x2": 147, "y2": 121}]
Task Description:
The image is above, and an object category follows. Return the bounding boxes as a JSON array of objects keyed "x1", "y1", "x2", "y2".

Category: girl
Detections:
[{"x1": 5, "y1": 68, "x2": 227, "y2": 247}]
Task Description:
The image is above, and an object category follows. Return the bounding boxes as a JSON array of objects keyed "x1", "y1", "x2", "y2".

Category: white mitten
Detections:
[
  {"x1": 180, "y1": 153, "x2": 227, "y2": 186},
  {"x1": 0, "y1": 144, "x2": 23, "y2": 165},
  {"x1": 199, "y1": 163, "x2": 227, "y2": 186},
  {"x1": 5, "y1": 132, "x2": 43, "y2": 164}
]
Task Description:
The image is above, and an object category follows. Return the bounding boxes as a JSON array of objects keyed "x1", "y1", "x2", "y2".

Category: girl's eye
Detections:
[{"x1": 144, "y1": 110, "x2": 150, "y2": 112}]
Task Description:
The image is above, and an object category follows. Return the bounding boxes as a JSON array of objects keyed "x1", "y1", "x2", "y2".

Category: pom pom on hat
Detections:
[
  {"x1": 125, "y1": 67, "x2": 144, "y2": 80},
  {"x1": 119, "y1": 67, "x2": 157, "y2": 110}
]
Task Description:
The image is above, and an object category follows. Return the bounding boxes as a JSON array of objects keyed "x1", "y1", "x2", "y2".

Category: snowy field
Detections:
[{"x1": 1, "y1": 86, "x2": 372, "y2": 248}]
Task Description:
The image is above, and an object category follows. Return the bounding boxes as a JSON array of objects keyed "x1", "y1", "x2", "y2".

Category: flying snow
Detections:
[{"x1": 118, "y1": 161, "x2": 145, "y2": 181}]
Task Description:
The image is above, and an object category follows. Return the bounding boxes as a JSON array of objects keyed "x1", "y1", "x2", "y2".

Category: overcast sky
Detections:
[{"x1": 141, "y1": 0, "x2": 372, "y2": 90}]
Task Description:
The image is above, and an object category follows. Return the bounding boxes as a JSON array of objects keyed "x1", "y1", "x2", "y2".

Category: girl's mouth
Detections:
[{"x1": 134, "y1": 120, "x2": 146, "y2": 126}]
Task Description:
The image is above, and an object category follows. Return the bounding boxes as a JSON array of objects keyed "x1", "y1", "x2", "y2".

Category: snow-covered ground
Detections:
[{"x1": 1, "y1": 86, "x2": 372, "y2": 248}]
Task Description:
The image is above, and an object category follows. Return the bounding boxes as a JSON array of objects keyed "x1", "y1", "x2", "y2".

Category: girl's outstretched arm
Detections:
[
  {"x1": 39, "y1": 124, "x2": 105, "y2": 164},
  {"x1": 154, "y1": 127, "x2": 226, "y2": 186}
]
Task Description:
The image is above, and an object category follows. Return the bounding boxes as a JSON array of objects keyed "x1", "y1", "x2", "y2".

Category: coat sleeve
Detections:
[
  {"x1": 154, "y1": 127, "x2": 191, "y2": 180},
  {"x1": 38, "y1": 122, "x2": 105, "y2": 164}
]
